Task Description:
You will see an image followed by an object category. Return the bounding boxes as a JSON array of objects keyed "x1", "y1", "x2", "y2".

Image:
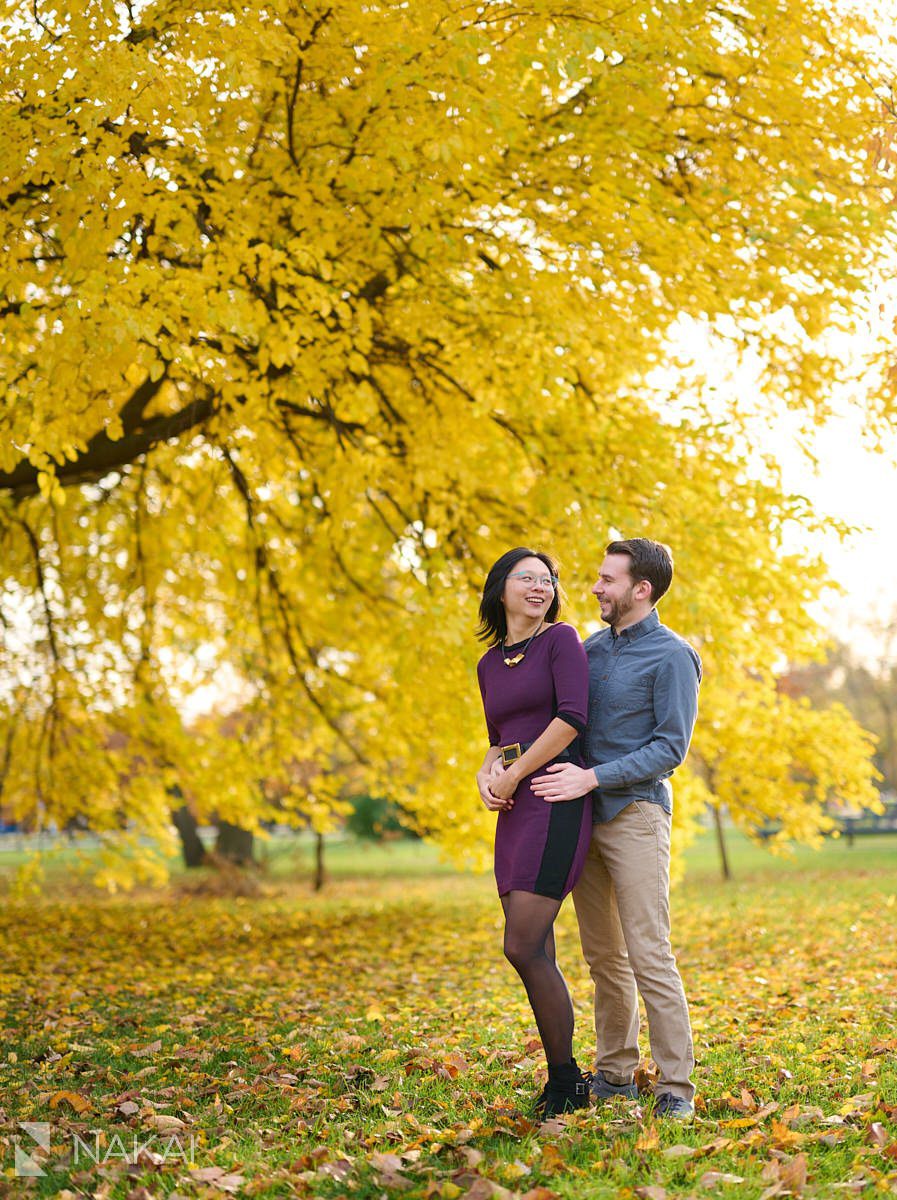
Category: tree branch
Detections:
[
  {"x1": 0, "y1": 382, "x2": 213, "y2": 498},
  {"x1": 220, "y1": 447, "x2": 369, "y2": 762}
]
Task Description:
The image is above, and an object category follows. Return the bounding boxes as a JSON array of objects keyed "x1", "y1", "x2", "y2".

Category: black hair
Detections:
[
  {"x1": 476, "y1": 547, "x2": 561, "y2": 646},
  {"x1": 605, "y1": 538, "x2": 674, "y2": 604}
]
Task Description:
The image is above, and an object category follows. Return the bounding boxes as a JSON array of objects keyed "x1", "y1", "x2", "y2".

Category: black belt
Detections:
[{"x1": 500, "y1": 741, "x2": 577, "y2": 767}]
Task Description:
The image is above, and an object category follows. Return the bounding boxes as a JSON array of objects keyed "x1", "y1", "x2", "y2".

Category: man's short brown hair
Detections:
[{"x1": 605, "y1": 538, "x2": 673, "y2": 604}]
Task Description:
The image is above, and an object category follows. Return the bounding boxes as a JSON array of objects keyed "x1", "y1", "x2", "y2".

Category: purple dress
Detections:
[{"x1": 476, "y1": 622, "x2": 593, "y2": 899}]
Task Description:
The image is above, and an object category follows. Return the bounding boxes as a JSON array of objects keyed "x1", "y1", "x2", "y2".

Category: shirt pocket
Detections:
[{"x1": 606, "y1": 673, "x2": 653, "y2": 714}]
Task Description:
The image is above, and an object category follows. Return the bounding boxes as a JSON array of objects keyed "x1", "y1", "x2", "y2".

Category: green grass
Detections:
[
  {"x1": 0, "y1": 832, "x2": 895, "y2": 1198},
  {"x1": 2, "y1": 821, "x2": 893, "y2": 890}
]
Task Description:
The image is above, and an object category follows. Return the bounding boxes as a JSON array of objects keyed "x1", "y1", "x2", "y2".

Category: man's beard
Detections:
[{"x1": 601, "y1": 588, "x2": 636, "y2": 628}]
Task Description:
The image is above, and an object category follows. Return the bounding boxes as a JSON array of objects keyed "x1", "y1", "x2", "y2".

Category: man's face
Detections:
[{"x1": 592, "y1": 554, "x2": 642, "y2": 628}]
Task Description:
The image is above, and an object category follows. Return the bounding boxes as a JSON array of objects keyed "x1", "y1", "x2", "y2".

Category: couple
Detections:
[{"x1": 475, "y1": 538, "x2": 701, "y2": 1119}]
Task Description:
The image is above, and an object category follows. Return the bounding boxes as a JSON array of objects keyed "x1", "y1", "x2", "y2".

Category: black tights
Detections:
[{"x1": 501, "y1": 890, "x2": 574, "y2": 1066}]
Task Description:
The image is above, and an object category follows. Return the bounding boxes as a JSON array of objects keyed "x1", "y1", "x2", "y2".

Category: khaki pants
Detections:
[{"x1": 572, "y1": 800, "x2": 695, "y2": 1102}]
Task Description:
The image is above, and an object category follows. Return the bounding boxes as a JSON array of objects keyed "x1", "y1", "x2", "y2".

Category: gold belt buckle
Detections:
[{"x1": 501, "y1": 742, "x2": 522, "y2": 766}]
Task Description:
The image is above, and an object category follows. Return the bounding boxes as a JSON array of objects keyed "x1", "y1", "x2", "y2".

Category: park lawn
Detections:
[{"x1": 0, "y1": 834, "x2": 895, "y2": 1199}]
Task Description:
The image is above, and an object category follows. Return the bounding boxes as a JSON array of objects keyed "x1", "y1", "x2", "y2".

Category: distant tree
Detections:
[
  {"x1": 782, "y1": 627, "x2": 897, "y2": 797},
  {"x1": 345, "y1": 795, "x2": 414, "y2": 841}
]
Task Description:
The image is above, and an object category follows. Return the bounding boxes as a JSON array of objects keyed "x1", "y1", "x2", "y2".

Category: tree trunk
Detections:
[
  {"x1": 314, "y1": 831, "x2": 326, "y2": 892},
  {"x1": 216, "y1": 821, "x2": 255, "y2": 864},
  {"x1": 712, "y1": 804, "x2": 732, "y2": 881},
  {"x1": 172, "y1": 804, "x2": 207, "y2": 868}
]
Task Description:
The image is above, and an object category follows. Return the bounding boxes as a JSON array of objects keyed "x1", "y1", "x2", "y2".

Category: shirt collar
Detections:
[{"x1": 612, "y1": 608, "x2": 660, "y2": 642}]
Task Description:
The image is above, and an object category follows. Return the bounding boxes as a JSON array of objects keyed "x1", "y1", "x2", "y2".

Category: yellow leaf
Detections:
[{"x1": 49, "y1": 1090, "x2": 92, "y2": 1113}]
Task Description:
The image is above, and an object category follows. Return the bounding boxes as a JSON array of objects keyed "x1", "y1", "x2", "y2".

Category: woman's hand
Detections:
[
  {"x1": 488, "y1": 764, "x2": 520, "y2": 803},
  {"x1": 477, "y1": 769, "x2": 510, "y2": 811}
]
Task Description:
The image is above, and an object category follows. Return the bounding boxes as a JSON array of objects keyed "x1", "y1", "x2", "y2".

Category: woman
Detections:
[{"x1": 475, "y1": 547, "x2": 593, "y2": 1116}]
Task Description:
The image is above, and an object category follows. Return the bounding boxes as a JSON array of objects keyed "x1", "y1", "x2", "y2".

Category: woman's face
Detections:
[{"x1": 501, "y1": 555, "x2": 557, "y2": 625}]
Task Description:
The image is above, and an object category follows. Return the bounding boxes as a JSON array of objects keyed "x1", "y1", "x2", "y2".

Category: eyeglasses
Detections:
[{"x1": 507, "y1": 571, "x2": 558, "y2": 590}]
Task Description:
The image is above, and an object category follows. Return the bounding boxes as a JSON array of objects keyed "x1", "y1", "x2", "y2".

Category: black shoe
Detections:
[
  {"x1": 536, "y1": 1059, "x2": 591, "y2": 1117},
  {"x1": 590, "y1": 1069, "x2": 638, "y2": 1102},
  {"x1": 654, "y1": 1091, "x2": 695, "y2": 1120}
]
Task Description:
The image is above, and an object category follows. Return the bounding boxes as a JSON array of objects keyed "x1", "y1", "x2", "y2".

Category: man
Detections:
[{"x1": 531, "y1": 538, "x2": 701, "y2": 1119}]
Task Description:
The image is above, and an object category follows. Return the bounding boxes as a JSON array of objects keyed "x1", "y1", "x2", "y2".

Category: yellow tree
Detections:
[{"x1": 0, "y1": 0, "x2": 887, "y2": 883}]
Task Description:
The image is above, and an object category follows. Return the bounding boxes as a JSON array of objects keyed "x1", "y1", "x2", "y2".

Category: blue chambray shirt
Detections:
[{"x1": 583, "y1": 608, "x2": 701, "y2": 823}]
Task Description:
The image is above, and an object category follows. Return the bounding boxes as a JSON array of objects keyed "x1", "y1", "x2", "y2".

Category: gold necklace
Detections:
[{"x1": 501, "y1": 621, "x2": 543, "y2": 667}]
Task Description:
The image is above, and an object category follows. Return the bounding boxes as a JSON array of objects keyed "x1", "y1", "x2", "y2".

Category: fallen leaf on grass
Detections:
[
  {"x1": 691, "y1": 1137, "x2": 734, "y2": 1159},
  {"x1": 719, "y1": 1087, "x2": 758, "y2": 1114},
  {"x1": 370, "y1": 1151, "x2": 404, "y2": 1171},
  {"x1": 369, "y1": 1150, "x2": 413, "y2": 1188},
  {"x1": 635, "y1": 1124, "x2": 660, "y2": 1152},
  {"x1": 720, "y1": 1115, "x2": 763, "y2": 1130},
  {"x1": 663, "y1": 1144, "x2": 698, "y2": 1159},
  {"x1": 783, "y1": 1105, "x2": 823, "y2": 1128},
  {"x1": 453, "y1": 1127, "x2": 477, "y2": 1145},
  {"x1": 761, "y1": 1152, "x2": 809, "y2": 1197},
  {"x1": 780, "y1": 1153, "x2": 808, "y2": 1193},
  {"x1": 187, "y1": 1166, "x2": 245, "y2": 1193},
  {"x1": 770, "y1": 1119, "x2": 806, "y2": 1149},
  {"x1": 868, "y1": 1122, "x2": 890, "y2": 1148},
  {"x1": 814, "y1": 1130, "x2": 847, "y2": 1147},
  {"x1": 869, "y1": 1038, "x2": 897, "y2": 1055},
  {"x1": 839, "y1": 1093, "x2": 875, "y2": 1116},
  {"x1": 316, "y1": 1158, "x2": 353, "y2": 1182},
  {"x1": 145, "y1": 1114, "x2": 186, "y2": 1133},
  {"x1": 868, "y1": 1126, "x2": 897, "y2": 1161},
  {"x1": 460, "y1": 1178, "x2": 514, "y2": 1200},
  {"x1": 537, "y1": 1144, "x2": 565, "y2": 1173},
  {"x1": 133, "y1": 1041, "x2": 162, "y2": 1058},
  {"x1": 699, "y1": 1171, "x2": 745, "y2": 1187},
  {"x1": 436, "y1": 1053, "x2": 470, "y2": 1080},
  {"x1": 49, "y1": 1089, "x2": 92, "y2": 1113},
  {"x1": 134, "y1": 1148, "x2": 166, "y2": 1170},
  {"x1": 738, "y1": 1088, "x2": 758, "y2": 1112},
  {"x1": 500, "y1": 1159, "x2": 531, "y2": 1182}
]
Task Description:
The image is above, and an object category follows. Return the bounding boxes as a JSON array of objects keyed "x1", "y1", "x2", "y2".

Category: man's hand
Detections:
[
  {"x1": 477, "y1": 769, "x2": 513, "y2": 811},
  {"x1": 531, "y1": 762, "x2": 596, "y2": 802}
]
